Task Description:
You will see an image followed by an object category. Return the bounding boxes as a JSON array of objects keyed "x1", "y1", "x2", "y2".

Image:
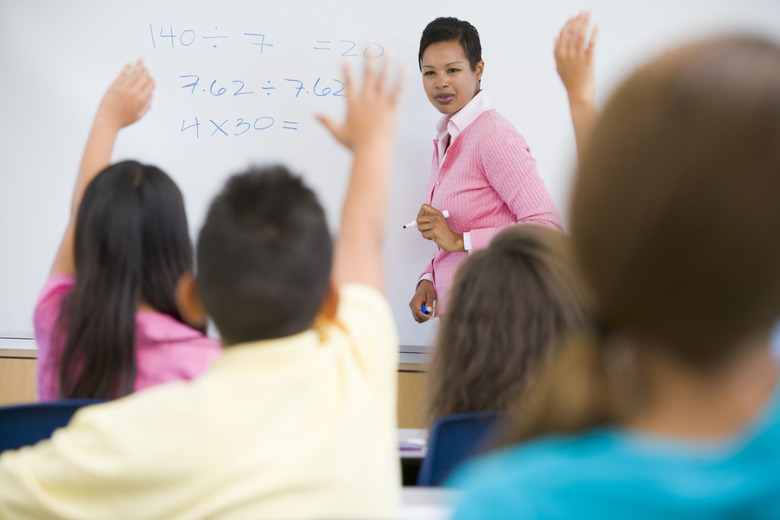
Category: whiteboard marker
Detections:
[{"x1": 403, "y1": 210, "x2": 450, "y2": 229}]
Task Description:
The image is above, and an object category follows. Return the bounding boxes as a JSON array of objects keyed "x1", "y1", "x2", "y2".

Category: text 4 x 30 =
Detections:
[{"x1": 180, "y1": 117, "x2": 301, "y2": 138}]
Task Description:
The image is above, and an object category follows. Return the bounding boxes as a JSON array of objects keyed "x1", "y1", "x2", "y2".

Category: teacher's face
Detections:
[{"x1": 421, "y1": 40, "x2": 484, "y2": 116}]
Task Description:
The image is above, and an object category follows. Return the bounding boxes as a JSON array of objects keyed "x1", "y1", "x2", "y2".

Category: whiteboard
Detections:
[{"x1": 1, "y1": 0, "x2": 779, "y2": 348}]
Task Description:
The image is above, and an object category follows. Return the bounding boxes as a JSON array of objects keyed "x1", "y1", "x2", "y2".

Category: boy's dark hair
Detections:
[
  {"x1": 196, "y1": 165, "x2": 333, "y2": 346},
  {"x1": 418, "y1": 17, "x2": 482, "y2": 71}
]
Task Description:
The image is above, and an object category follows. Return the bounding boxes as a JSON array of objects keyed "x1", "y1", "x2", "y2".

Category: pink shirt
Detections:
[
  {"x1": 420, "y1": 92, "x2": 562, "y2": 315},
  {"x1": 33, "y1": 274, "x2": 222, "y2": 401}
]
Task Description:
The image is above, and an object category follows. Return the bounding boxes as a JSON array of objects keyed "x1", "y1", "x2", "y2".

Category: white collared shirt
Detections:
[{"x1": 435, "y1": 90, "x2": 494, "y2": 167}]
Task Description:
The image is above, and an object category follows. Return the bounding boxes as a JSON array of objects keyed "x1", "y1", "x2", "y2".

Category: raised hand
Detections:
[
  {"x1": 96, "y1": 59, "x2": 156, "y2": 132},
  {"x1": 554, "y1": 11, "x2": 598, "y2": 103},
  {"x1": 554, "y1": 12, "x2": 599, "y2": 161},
  {"x1": 317, "y1": 58, "x2": 405, "y2": 152},
  {"x1": 319, "y1": 57, "x2": 406, "y2": 292}
]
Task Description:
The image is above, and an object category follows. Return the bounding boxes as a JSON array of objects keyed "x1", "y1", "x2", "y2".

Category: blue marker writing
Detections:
[{"x1": 403, "y1": 210, "x2": 450, "y2": 229}]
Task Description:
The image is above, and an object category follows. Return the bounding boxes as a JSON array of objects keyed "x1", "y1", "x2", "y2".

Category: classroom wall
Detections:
[
  {"x1": 2, "y1": 0, "x2": 779, "y2": 349},
  {"x1": 0, "y1": 355, "x2": 37, "y2": 406}
]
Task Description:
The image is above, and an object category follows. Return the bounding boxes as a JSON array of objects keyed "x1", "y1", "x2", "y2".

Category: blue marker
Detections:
[{"x1": 421, "y1": 304, "x2": 431, "y2": 315}]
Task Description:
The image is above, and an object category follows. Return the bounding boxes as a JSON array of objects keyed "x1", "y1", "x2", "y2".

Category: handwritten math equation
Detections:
[
  {"x1": 149, "y1": 24, "x2": 385, "y2": 58},
  {"x1": 179, "y1": 116, "x2": 300, "y2": 139},
  {"x1": 152, "y1": 23, "x2": 385, "y2": 139},
  {"x1": 175, "y1": 74, "x2": 344, "y2": 139},
  {"x1": 179, "y1": 74, "x2": 345, "y2": 99}
]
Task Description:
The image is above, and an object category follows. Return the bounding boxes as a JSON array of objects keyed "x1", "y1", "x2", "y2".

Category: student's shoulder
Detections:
[
  {"x1": 447, "y1": 438, "x2": 566, "y2": 488},
  {"x1": 68, "y1": 380, "x2": 201, "y2": 446},
  {"x1": 136, "y1": 311, "x2": 222, "y2": 353},
  {"x1": 336, "y1": 284, "x2": 395, "y2": 338},
  {"x1": 447, "y1": 434, "x2": 619, "y2": 518},
  {"x1": 337, "y1": 284, "x2": 392, "y2": 319},
  {"x1": 15, "y1": 382, "x2": 207, "y2": 493},
  {"x1": 33, "y1": 274, "x2": 76, "y2": 332},
  {"x1": 450, "y1": 431, "x2": 623, "y2": 489},
  {"x1": 331, "y1": 283, "x2": 398, "y2": 359},
  {"x1": 445, "y1": 444, "x2": 541, "y2": 518},
  {"x1": 35, "y1": 273, "x2": 76, "y2": 307}
]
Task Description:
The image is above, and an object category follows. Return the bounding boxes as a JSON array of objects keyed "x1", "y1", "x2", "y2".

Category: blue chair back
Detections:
[
  {"x1": 417, "y1": 410, "x2": 504, "y2": 486},
  {"x1": 0, "y1": 399, "x2": 105, "y2": 453}
]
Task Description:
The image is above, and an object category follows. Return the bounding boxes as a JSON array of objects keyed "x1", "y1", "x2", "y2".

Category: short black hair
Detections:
[
  {"x1": 418, "y1": 17, "x2": 482, "y2": 71},
  {"x1": 196, "y1": 165, "x2": 333, "y2": 345}
]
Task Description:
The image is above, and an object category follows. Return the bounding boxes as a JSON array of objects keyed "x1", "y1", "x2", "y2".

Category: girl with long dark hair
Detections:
[{"x1": 34, "y1": 60, "x2": 221, "y2": 401}]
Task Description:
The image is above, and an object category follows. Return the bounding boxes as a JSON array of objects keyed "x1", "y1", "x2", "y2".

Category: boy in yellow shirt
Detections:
[{"x1": 0, "y1": 59, "x2": 405, "y2": 519}]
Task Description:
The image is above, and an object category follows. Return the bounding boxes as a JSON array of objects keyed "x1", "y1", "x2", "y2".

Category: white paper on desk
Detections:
[{"x1": 399, "y1": 504, "x2": 455, "y2": 520}]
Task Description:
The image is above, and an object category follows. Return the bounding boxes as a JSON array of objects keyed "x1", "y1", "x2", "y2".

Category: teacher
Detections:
[{"x1": 409, "y1": 17, "x2": 562, "y2": 323}]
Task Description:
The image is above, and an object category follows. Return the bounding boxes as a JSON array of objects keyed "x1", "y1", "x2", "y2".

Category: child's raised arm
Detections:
[
  {"x1": 317, "y1": 59, "x2": 405, "y2": 293},
  {"x1": 555, "y1": 12, "x2": 599, "y2": 162},
  {"x1": 50, "y1": 59, "x2": 155, "y2": 277}
]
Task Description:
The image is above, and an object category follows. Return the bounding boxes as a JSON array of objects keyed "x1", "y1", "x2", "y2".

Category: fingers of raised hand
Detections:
[
  {"x1": 315, "y1": 113, "x2": 342, "y2": 143},
  {"x1": 357, "y1": 55, "x2": 404, "y2": 106},
  {"x1": 357, "y1": 57, "x2": 380, "y2": 99},
  {"x1": 341, "y1": 61, "x2": 355, "y2": 99},
  {"x1": 114, "y1": 60, "x2": 153, "y2": 99},
  {"x1": 114, "y1": 63, "x2": 133, "y2": 87},
  {"x1": 123, "y1": 60, "x2": 148, "y2": 89},
  {"x1": 379, "y1": 53, "x2": 406, "y2": 106},
  {"x1": 377, "y1": 54, "x2": 391, "y2": 95},
  {"x1": 556, "y1": 19, "x2": 577, "y2": 60},
  {"x1": 587, "y1": 24, "x2": 599, "y2": 54},
  {"x1": 345, "y1": 56, "x2": 404, "y2": 139},
  {"x1": 572, "y1": 15, "x2": 588, "y2": 49},
  {"x1": 559, "y1": 16, "x2": 576, "y2": 42},
  {"x1": 558, "y1": 12, "x2": 593, "y2": 55},
  {"x1": 392, "y1": 66, "x2": 408, "y2": 104},
  {"x1": 135, "y1": 72, "x2": 155, "y2": 107}
]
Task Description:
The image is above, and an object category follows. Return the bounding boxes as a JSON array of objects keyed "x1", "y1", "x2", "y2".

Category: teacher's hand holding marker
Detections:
[
  {"x1": 408, "y1": 17, "x2": 562, "y2": 324},
  {"x1": 413, "y1": 205, "x2": 462, "y2": 252},
  {"x1": 407, "y1": 205, "x2": 452, "y2": 323},
  {"x1": 409, "y1": 278, "x2": 438, "y2": 323},
  {"x1": 403, "y1": 209, "x2": 449, "y2": 229}
]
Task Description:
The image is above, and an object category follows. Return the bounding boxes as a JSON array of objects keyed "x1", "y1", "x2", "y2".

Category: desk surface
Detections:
[
  {"x1": 400, "y1": 487, "x2": 459, "y2": 520},
  {"x1": 398, "y1": 428, "x2": 428, "y2": 459}
]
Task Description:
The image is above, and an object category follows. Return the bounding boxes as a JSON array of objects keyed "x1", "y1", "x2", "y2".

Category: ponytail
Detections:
[
  {"x1": 57, "y1": 164, "x2": 145, "y2": 399},
  {"x1": 57, "y1": 271, "x2": 139, "y2": 399}
]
